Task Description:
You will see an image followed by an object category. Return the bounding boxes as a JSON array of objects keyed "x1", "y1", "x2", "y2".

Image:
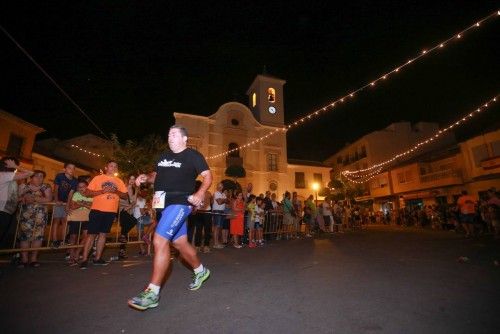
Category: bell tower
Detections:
[{"x1": 246, "y1": 73, "x2": 286, "y2": 127}]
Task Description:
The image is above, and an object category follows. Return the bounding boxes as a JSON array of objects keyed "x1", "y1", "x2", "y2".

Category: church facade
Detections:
[{"x1": 174, "y1": 74, "x2": 331, "y2": 200}]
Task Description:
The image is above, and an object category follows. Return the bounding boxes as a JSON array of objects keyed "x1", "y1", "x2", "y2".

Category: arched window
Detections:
[
  {"x1": 228, "y1": 143, "x2": 240, "y2": 157},
  {"x1": 252, "y1": 93, "x2": 257, "y2": 107},
  {"x1": 267, "y1": 88, "x2": 276, "y2": 103}
]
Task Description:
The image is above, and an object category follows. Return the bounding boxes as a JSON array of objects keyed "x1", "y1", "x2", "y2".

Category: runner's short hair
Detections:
[
  {"x1": 64, "y1": 162, "x2": 76, "y2": 168},
  {"x1": 170, "y1": 125, "x2": 188, "y2": 137}
]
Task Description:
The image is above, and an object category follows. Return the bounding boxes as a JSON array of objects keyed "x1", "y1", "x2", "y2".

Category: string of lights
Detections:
[
  {"x1": 70, "y1": 144, "x2": 103, "y2": 157},
  {"x1": 206, "y1": 9, "x2": 500, "y2": 160},
  {"x1": 343, "y1": 167, "x2": 384, "y2": 184},
  {"x1": 341, "y1": 94, "x2": 498, "y2": 184}
]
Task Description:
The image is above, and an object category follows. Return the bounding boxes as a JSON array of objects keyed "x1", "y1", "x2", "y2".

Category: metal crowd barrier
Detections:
[
  {"x1": 1, "y1": 205, "x2": 352, "y2": 255},
  {"x1": 0, "y1": 202, "x2": 147, "y2": 254}
]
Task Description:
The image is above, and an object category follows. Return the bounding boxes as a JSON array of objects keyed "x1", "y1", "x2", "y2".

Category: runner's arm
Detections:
[{"x1": 189, "y1": 170, "x2": 212, "y2": 206}]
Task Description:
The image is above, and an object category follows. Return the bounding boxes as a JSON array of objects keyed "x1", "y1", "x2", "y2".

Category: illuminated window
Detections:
[
  {"x1": 6, "y1": 134, "x2": 24, "y2": 157},
  {"x1": 252, "y1": 93, "x2": 257, "y2": 107},
  {"x1": 471, "y1": 144, "x2": 488, "y2": 167},
  {"x1": 267, "y1": 153, "x2": 278, "y2": 171},
  {"x1": 491, "y1": 140, "x2": 500, "y2": 156},
  {"x1": 267, "y1": 88, "x2": 276, "y2": 103},
  {"x1": 397, "y1": 171, "x2": 414, "y2": 184},
  {"x1": 295, "y1": 172, "x2": 305, "y2": 189}
]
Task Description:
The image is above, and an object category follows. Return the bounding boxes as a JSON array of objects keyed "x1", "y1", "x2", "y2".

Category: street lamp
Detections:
[{"x1": 312, "y1": 182, "x2": 320, "y2": 205}]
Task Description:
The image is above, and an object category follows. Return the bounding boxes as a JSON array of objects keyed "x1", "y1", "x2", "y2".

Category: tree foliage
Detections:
[
  {"x1": 327, "y1": 178, "x2": 365, "y2": 202},
  {"x1": 110, "y1": 133, "x2": 168, "y2": 177}
]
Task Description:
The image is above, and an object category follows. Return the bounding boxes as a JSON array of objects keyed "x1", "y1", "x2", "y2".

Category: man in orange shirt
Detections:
[
  {"x1": 457, "y1": 190, "x2": 477, "y2": 238},
  {"x1": 80, "y1": 161, "x2": 128, "y2": 268}
]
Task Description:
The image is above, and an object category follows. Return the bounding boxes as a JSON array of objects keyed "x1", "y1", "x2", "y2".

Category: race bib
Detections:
[{"x1": 152, "y1": 191, "x2": 165, "y2": 209}]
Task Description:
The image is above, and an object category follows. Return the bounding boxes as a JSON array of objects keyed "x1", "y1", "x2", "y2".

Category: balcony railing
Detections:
[{"x1": 420, "y1": 169, "x2": 462, "y2": 183}]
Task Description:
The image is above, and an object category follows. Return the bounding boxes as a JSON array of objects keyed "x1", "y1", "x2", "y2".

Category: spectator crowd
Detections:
[{"x1": 1, "y1": 156, "x2": 499, "y2": 269}]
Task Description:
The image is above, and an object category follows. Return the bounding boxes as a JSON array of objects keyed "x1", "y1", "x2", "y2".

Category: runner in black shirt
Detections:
[{"x1": 128, "y1": 125, "x2": 212, "y2": 311}]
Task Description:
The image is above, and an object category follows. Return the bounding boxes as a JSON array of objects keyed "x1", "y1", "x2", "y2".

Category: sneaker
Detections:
[
  {"x1": 128, "y1": 288, "x2": 159, "y2": 311},
  {"x1": 67, "y1": 258, "x2": 79, "y2": 267},
  {"x1": 202, "y1": 246, "x2": 211, "y2": 253},
  {"x1": 248, "y1": 242, "x2": 256, "y2": 248},
  {"x1": 188, "y1": 268, "x2": 211, "y2": 291},
  {"x1": 118, "y1": 249, "x2": 128, "y2": 260},
  {"x1": 213, "y1": 244, "x2": 224, "y2": 249},
  {"x1": 233, "y1": 244, "x2": 242, "y2": 249},
  {"x1": 92, "y1": 258, "x2": 109, "y2": 266},
  {"x1": 79, "y1": 261, "x2": 88, "y2": 270}
]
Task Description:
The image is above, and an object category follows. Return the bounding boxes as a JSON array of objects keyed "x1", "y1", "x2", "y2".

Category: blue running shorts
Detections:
[{"x1": 156, "y1": 205, "x2": 192, "y2": 241}]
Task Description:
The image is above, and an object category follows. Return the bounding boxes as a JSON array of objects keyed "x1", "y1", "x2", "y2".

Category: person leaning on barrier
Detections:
[
  {"x1": 0, "y1": 157, "x2": 34, "y2": 249},
  {"x1": 66, "y1": 180, "x2": 93, "y2": 266},
  {"x1": 17, "y1": 170, "x2": 53, "y2": 268},
  {"x1": 116, "y1": 175, "x2": 138, "y2": 260},
  {"x1": 51, "y1": 162, "x2": 78, "y2": 249}
]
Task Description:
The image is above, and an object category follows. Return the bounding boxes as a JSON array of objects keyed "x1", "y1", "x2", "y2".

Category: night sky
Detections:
[{"x1": 1, "y1": 1, "x2": 499, "y2": 161}]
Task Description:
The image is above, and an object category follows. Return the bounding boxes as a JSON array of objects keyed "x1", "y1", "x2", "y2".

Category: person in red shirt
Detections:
[{"x1": 457, "y1": 190, "x2": 477, "y2": 238}]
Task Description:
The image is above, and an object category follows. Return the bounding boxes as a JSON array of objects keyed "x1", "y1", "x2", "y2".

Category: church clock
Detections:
[{"x1": 246, "y1": 74, "x2": 286, "y2": 126}]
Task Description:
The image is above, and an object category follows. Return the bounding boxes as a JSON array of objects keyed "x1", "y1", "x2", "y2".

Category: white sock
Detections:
[
  {"x1": 147, "y1": 283, "x2": 160, "y2": 295},
  {"x1": 194, "y1": 264, "x2": 204, "y2": 274}
]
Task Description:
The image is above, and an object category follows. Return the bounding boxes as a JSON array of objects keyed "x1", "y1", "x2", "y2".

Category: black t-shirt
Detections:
[{"x1": 154, "y1": 148, "x2": 209, "y2": 206}]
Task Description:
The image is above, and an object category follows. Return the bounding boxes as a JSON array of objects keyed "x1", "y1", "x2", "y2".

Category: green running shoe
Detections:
[
  {"x1": 128, "y1": 288, "x2": 159, "y2": 311},
  {"x1": 188, "y1": 268, "x2": 211, "y2": 291}
]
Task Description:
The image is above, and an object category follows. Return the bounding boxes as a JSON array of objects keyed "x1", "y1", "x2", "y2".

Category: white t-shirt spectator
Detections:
[
  {"x1": 212, "y1": 191, "x2": 226, "y2": 211},
  {"x1": 254, "y1": 205, "x2": 264, "y2": 223},
  {"x1": 133, "y1": 197, "x2": 146, "y2": 219},
  {"x1": 322, "y1": 202, "x2": 332, "y2": 216},
  {"x1": 0, "y1": 172, "x2": 17, "y2": 214}
]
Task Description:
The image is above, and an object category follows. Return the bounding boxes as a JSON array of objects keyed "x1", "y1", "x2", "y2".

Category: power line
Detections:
[{"x1": 0, "y1": 24, "x2": 109, "y2": 139}]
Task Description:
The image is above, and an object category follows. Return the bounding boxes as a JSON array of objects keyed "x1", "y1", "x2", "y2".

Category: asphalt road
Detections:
[{"x1": 1, "y1": 226, "x2": 499, "y2": 334}]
